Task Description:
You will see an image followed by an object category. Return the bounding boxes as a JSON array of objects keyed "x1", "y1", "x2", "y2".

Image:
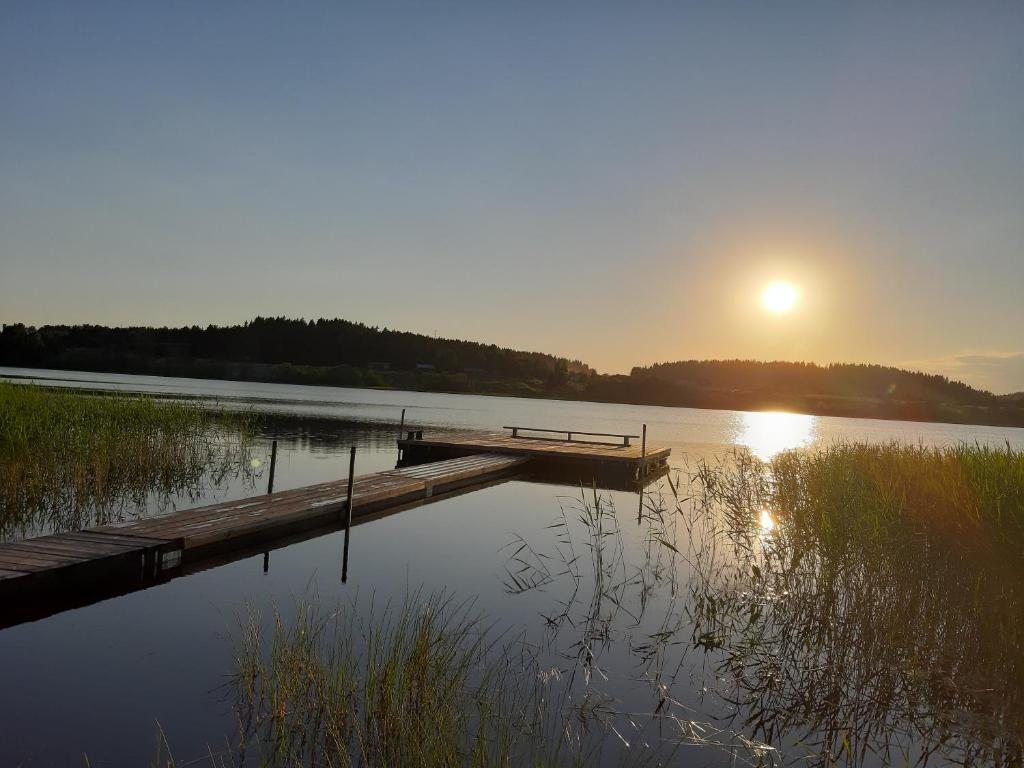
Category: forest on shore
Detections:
[{"x1": 2, "y1": 318, "x2": 1022, "y2": 427}]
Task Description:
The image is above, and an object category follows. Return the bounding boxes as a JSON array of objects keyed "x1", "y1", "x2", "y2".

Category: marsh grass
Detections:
[
  {"x1": 0, "y1": 381, "x2": 257, "y2": 539},
  {"x1": 688, "y1": 442, "x2": 1024, "y2": 765},
  {"x1": 152, "y1": 591, "x2": 608, "y2": 768}
]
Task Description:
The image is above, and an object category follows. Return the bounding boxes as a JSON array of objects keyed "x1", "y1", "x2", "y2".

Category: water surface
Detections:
[{"x1": 1, "y1": 367, "x2": 1022, "y2": 766}]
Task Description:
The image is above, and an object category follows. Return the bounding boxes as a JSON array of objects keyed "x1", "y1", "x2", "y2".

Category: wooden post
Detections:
[
  {"x1": 342, "y1": 446, "x2": 356, "y2": 582},
  {"x1": 638, "y1": 424, "x2": 648, "y2": 523},
  {"x1": 397, "y1": 409, "x2": 407, "y2": 462},
  {"x1": 638, "y1": 428, "x2": 647, "y2": 481},
  {"x1": 262, "y1": 440, "x2": 278, "y2": 574},
  {"x1": 267, "y1": 440, "x2": 278, "y2": 494}
]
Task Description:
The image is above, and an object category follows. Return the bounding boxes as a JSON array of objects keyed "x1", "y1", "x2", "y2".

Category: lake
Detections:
[{"x1": 1, "y1": 366, "x2": 1023, "y2": 766}]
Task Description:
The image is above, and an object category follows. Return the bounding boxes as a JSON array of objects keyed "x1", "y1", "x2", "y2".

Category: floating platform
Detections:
[{"x1": 398, "y1": 429, "x2": 670, "y2": 486}]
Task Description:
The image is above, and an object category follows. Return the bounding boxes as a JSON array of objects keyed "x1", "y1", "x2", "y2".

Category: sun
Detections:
[{"x1": 761, "y1": 280, "x2": 799, "y2": 314}]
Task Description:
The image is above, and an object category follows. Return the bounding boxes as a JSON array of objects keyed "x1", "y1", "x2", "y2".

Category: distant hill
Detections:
[
  {"x1": 0, "y1": 318, "x2": 592, "y2": 396},
  {"x1": 1, "y1": 319, "x2": 1022, "y2": 427},
  {"x1": 634, "y1": 359, "x2": 986, "y2": 402},
  {"x1": 606, "y1": 359, "x2": 1024, "y2": 426}
]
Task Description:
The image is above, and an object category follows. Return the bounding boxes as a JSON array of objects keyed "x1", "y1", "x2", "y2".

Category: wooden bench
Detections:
[{"x1": 502, "y1": 426, "x2": 640, "y2": 446}]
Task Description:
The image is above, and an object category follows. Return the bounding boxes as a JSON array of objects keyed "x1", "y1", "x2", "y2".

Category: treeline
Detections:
[
  {"x1": 0, "y1": 318, "x2": 591, "y2": 394},
  {"x1": 2, "y1": 320, "x2": 1022, "y2": 427},
  {"x1": 584, "y1": 359, "x2": 1024, "y2": 426},
  {"x1": 633, "y1": 359, "x2": 991, "y2": 406}
]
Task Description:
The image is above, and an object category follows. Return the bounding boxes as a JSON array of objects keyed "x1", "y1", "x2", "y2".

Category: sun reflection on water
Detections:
[{"x1": 738, "y1": 411, "x2": 816, "y2": 461}]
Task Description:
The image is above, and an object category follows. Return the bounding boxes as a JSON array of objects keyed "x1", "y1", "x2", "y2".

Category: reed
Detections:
[
  {"x1": 689, "y1": 442, "x2": 1024, "y2": 765},
  {"x1": 770, "y1": 441, "x2": 1024, "y2": 551},
  {"x1": 0, "y1": 381, "x2": 256, "y2": 539},
  {"x1": 149, "y1": 590, "x2": 602, "y2": 767}
]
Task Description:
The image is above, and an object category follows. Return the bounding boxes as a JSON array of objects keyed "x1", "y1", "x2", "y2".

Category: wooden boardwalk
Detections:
[{"x1": 0, "y1": 453, "x2": 527, "y2": 608}]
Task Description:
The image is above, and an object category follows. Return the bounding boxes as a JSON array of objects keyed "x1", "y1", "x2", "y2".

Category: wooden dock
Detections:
[
  {"x1": 398, "y1": 429, "x2": 670, "y2": 484},
  {"x1": 0, "y1": 454, "x2": 527, "y2": 613},
  {"x1": 0, "y1": 427, "x2": 671, "y2": 627}
]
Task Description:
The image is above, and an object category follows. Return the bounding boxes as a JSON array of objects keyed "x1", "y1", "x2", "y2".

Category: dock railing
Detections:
[{"x1": 502, "y1": 426, "x2": 640, "y2": 446}]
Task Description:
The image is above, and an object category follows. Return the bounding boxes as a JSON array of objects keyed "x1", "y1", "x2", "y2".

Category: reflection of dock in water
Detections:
[{"x1": 0, "y1": 426, "x2": 670, "y2": 628}]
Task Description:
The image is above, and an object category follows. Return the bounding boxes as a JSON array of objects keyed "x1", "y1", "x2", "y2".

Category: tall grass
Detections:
[
  {"x1": 688, "y1": 442, "x2": 1024, "y2": 766},
  {"x1": 0, "y1": 381, "x2": 256, "y2": 539},
  {"x1": 769, "y1": 441, "x2": 1024, "y2": 552},
  {"x1": 236, "y1": 592, "x2": 566, "y2": 767},
  {"x1": 153, "y1": 591, "x2": 602, "y2": 768}
]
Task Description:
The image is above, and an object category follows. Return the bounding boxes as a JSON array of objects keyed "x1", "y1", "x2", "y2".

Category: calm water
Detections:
[{"x1": 1, "y1": 367, "x2": 1023, "y2": 766}]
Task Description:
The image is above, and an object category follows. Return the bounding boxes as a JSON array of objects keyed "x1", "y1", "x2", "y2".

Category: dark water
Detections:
[{"x1": 1, "y1": 368, "x2": 1023, "y2": 766}]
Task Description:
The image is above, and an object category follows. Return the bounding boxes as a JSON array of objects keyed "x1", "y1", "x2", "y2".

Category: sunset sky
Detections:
[{"x1": 2, "y1": 2, "x2": 1022, "y2": 392}]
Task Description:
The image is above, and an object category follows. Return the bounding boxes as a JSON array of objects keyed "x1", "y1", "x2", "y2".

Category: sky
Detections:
[{"x1": 1, "y1": 1, "x2": 1022, "y2": 392}]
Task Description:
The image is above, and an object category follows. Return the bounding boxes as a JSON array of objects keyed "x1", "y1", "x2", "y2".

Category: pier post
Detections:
[
  {"x1": 398, "y1": 409, "x2": 406, "y2": 461},
  {"x1": 342, "y1": 446, "x2": 356, "y2": 582},
  {"x1": 641, "y1": 424, "x2": 647, "y2": 476},
  {"x1": 267, "y1": 440, "x2": 278, "y2": 494},
  {"x1": 262, "y1": 439, "x2": 278, "y2": 573}
]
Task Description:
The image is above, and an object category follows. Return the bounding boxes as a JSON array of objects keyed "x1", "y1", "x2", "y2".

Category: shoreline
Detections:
[{"x1": 4, "y1": 364, "x2": 1024, "y2": 432}]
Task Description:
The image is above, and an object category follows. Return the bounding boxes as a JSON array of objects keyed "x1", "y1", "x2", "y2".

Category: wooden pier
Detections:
[
  {"x1": 0, "y1": 453, "x2": 527, "y2": 621},
  {"x1": 0, "y1": 427, "x2": 670, "y2": 627},
  {"x1": 398, "y1": 428, "x2": 670, "y2": 485}
]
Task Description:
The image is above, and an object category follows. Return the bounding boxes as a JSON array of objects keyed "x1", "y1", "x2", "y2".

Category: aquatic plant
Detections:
[
  {"x1": 689, "y1": 443, "x2": 1024, "y2": 766},
  {"x1": 0, "y1": 381, "x2": 257, "y2": 540},
  {"x1": 153, "y1": 590, "x2": 627, "y2": 767}
]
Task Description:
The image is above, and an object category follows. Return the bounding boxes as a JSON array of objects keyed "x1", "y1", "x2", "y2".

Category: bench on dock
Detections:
[{"x1": 503, "y1": 426, "x2": 639, "y2": 446}]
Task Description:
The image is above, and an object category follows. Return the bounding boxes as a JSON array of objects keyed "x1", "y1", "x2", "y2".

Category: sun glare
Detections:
[
  {"x1": 738, "y1": 410, "x2": 815, "y2": 461},
  {"x1": 761, "y1": 280, "x2": 799, "y2": 314}
]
